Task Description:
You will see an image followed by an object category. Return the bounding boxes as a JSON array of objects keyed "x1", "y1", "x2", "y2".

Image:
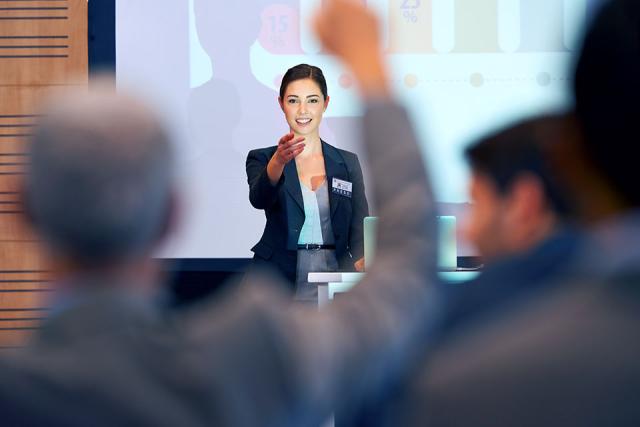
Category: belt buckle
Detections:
[{"x1": 301, "y1": 243, "x2": 322, "y2": 250}]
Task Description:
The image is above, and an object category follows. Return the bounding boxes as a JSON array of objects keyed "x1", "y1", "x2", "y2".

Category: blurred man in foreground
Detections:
[
  {"x1": 348, "y1": 113, "x2": 582, "y2": 426},
  {"x1": 0, "y1": 1, "x2": 439, "y2": 425},
  {"x1": 438, "y1": 113, "x2": 580, "y2": 337}
]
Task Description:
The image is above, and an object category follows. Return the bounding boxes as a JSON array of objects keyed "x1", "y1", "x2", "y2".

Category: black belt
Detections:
[{"x1": 297, "y1": 244, "x2": 336, "y2": 250}]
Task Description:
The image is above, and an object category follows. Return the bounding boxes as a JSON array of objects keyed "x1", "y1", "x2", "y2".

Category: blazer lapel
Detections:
[
  {"x1": 322, "y1": 141, "x2": 347, "y2": 219},
  {"x1": 283, "y1": 160, "x2": 304, "y2": 213}
]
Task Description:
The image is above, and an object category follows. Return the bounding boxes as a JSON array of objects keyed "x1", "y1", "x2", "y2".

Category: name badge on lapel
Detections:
[{"x1": 332, "y1": 177, "x2": 353, "y2": 198}]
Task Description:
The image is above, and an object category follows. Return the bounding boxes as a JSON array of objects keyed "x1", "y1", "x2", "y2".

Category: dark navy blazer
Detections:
[{"x1": 246, "y1": 140, "x2": 369, "y2": 286}]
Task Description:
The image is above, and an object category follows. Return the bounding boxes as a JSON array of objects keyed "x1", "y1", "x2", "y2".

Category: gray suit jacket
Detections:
[{"x1": 0, "y1": 101, "x2": 439, "y2": 426}]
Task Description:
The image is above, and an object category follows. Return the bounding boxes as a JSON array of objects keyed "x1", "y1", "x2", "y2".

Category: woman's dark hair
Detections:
[{"x1": 279, "y1": 64, "x2": 328, "y2": 100}]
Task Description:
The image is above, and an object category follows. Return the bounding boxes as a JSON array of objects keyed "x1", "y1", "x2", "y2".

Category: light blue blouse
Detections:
[{"x1": 297, "y1": 180, "x2": 335, "y2": 245}]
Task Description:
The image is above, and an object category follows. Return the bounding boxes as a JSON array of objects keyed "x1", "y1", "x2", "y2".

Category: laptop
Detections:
[{"x1": 364, "y1": 215, "x2": 458, "y2": 271}]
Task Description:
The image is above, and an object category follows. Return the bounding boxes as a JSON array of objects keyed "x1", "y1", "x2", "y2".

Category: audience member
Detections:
[{"x1": 348, "y1": 113, "x2": 582, "y2": 426}]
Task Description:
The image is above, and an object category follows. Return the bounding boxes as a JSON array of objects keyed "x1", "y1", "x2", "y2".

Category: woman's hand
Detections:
[
  {"x1": 354, "y1": 257, "x2": 365, "y2": 272},
  {"x1": 273, "y1": 132, "x2": 306, "y2": 166},
  {"x1": 267, "y1": 132, "x2": 305, "y2": 185}
]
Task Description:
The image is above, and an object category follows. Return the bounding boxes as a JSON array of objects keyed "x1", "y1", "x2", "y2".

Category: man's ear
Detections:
[{"x1": 507, "y1": 173, "x2": 548, "y2": 226}]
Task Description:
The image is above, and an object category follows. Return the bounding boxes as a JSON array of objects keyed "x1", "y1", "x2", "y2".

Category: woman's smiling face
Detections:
[{"x1": 280, "y1": 78, "x2": 330, "y2": 137}]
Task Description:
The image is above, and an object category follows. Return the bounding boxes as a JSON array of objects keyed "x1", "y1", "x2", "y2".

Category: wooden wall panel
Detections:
[
  {"x1": 0, "y1": 271, "x2": 52, "y2": 348},
  {"x1": 0, "y1": 0, "x2": 87, "y2": 348},
  {"x1": 0, "y1": 0, "x2": 87, "y2": 85}
]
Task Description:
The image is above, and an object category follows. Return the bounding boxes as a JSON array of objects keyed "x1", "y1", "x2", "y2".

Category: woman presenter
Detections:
[{"x1": 246, "y1": 64, "x2": 369, "y2": 302}]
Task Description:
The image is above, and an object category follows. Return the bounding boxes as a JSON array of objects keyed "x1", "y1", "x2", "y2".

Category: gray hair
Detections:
[{"x1": 25, "y1": 88, "x2": 174, "y2": 265}]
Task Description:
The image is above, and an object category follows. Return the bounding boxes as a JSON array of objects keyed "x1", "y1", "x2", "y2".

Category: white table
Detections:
[{"x1": 309, "y1": 270, "x2": 481, "y2": 307}]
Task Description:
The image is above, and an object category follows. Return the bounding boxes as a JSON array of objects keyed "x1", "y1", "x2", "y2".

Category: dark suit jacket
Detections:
[{"x1": 246, "y1": 140, "x2": 369, "y2": 285}]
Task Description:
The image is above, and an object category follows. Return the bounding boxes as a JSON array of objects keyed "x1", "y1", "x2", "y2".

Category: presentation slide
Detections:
[{"x1": 116, "y1": 0, "x2": 601, "y2": 258}]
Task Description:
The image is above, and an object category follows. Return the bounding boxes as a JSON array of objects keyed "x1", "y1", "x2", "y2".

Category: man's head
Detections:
[
  {"x1": 463, "y1": 114, "x2": 571, "y2": 261},
  {"x1": 24, "y1": 87, "x2": 176, "y2": 273},
  {"x1": 573, "y1": 0, "x2": 640, "y2": 212}
]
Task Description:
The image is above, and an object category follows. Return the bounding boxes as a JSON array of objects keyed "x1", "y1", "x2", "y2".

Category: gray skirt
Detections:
[{"x1": 295, "y1": 249, "x2": 339, "y2": 303}]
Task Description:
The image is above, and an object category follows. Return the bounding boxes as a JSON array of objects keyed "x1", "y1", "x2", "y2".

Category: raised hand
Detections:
[{"x1": 314, "y1": 0, "x2": 389, "y2": 98}]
